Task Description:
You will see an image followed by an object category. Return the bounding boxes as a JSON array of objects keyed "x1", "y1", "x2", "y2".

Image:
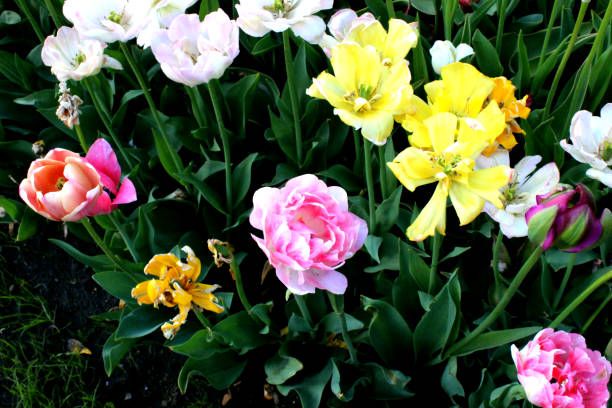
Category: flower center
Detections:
[
  {"x1": 433, "y1": 154, "x2": 472, "y2": 177},
  {"x1": 267, "y1": 0, "x2": 294, "y2": 17},
  {"x1": 74, "y1": 53, "x2": 86, "y2": 66},
  {"x1": 344, "y1": 85, "x2": 382, "y2": 113},
  {"x1": 108, "y1": 10, "x2": 123, "y2": 24},
  {"x1": 600, "y1": 140, "x2": 612, "y2": 162},
  {"x1": 55, "y1": 177, "x2": 66, "y2": 191}
]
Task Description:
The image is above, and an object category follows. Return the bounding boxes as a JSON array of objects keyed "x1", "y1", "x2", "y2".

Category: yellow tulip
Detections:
[
  {"x1": 388, "y1": 112, "x2": 513, "y2": 241},
  {"x1": 307, "y1": 42, "x2": 414, "y2": 145},
  {"x1": 131, "y1": 246, "x2": 224, "y2": 339}
]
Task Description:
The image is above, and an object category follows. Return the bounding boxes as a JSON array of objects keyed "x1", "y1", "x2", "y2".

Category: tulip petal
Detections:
[
  {"x1": 407, "y1": 182, "x2": 448, "y2": 241},
  {"x1": 85, "y1": 139, "x2": 121, "y2": 194},
  {"x1": 449, "y1": 181, "x2": 485, "y2": 225}
]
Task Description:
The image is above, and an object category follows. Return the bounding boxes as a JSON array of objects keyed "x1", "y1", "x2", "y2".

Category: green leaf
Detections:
[
  {"x1": 251, "y1": 34, "x2": 282, "y2": 55},
  {"x1": 364, "y1": 235, "x2": 383, "y2": 263},
  {"x1": 178, "y1": 351, "x2": 246, "y2": 392},
  {"x1": 92, "y1": 271, "x2": 142, "y2": 304},
  {"x1": 232, "y1": 153, "x2": 258, "y2": 208},
  {"x1": 50, "y1": 239, "x2": 116, "y2": 270},
  {"x1": 319, "y1": 164, "x2": 361, "y2": 193},
  {"x1": 170, "y1": 329, "x2": 223, "y2": 359},
  {"x1": 544, "y1": 249, "x2": 598, "y2": 271},
  {"x1": 213, "y1": 311, "x2": 268, "y2": 353},
  {"x1": 375, "y1": 187, "x2": 402, "y2": 235},
  {"x1": 362, "y1": 296, "x2": 413, "y2": 368},
  {"x1": 363, "y1": 363, "x2": 413, "y2": 400},
  {"x1": 13, "y1": 89, "x2": 56, "y2": 108},
  {"x1": 413, "y1": 279, "x2": 457, "y2": 361},
  {"x1": 365, "y1": 0, "x2": 389, "y2": 21},
  {"x1": 174, "y1": 170, "x2": 228, "y2": 215},
  {"x1": 472, "y1": 30, "x2": 503, "y2": 76},
  {"x1": 265, "y1": 354, "x2": 304, "y2": 385},
  {"x1": 364, "y1": 233, "x2": 400, "y2": 272},
  {"x1": 0, "y1": 10, "x2": 21, "y2": 25},
  {"x1": 153, "y1": 128, "x2": 183, "y2": 182},
  {"x1": 514, "y1": 30, "x2": 531, "y2": 94},
  {"x1": 226, "y1": 74, "x2": 262, "y2": 139},
  {"x1": 116, "y1": 306, "x2": 173, "y2": 339},
  {"x1": 16, "y1": 208, "x2": 39, "y2": 241},
  {"x1": 411, "y1": 0, "x2": 436, "y2": 15},
  {"x1": 331, "y1": 360, "x2": 369, "y2": 402},
  {"x1": 441, "y1": 357, "x2": 465, "y2": 399},
  {"x1": 277, "y1": 361, "x2": 333, "y2": 408},
  {"x1": 440, "y1": 247, "x2": 470, "y2": 263},
  {"x1": 0, "y1": 197, "x2": 23, "y2": 220},
  {"x1": 102, "y1": 330, "x2": 137, "y2": 376},
  {"x1": 320, "y1": 312, "x2": 365, "y2": 334},
  {"x1": 447, "y1": 326, "x2": 541, "y2": 357}
]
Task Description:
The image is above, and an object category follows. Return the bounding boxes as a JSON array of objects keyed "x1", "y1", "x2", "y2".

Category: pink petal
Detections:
[
  {"x1": 85, "y1": 138, "x2": 121, "y2": 194},
  {"x1": 111, "y1": 177, "x2": 137, "y2": 207}
]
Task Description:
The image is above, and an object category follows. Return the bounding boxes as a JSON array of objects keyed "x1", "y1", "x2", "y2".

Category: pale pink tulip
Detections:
[
  {"x1": 250, "y1": 174, "x2": 367, "y2": 295},
  {"x1": 512, "y1": 329, "x2": 611, "y2": 408},
  {"x1": 150, "y1": 11, "x2": 239, "y2": 87},
  {"x1": 319, "y1": 9, "x2": 376, "y2": 57}
]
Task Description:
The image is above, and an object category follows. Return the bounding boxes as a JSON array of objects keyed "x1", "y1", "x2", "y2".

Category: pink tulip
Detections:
[
  {"x1": 19, "y1": 139, "x2": 136, "y2": 222},
  {"x1": 84, "y1": 139, "x2": 137, "y2": 215},
  {"x1": 250, "y1": 175, "x2": 368, "y2": 295},
  {"x1": 19, "y1": 149, "x2": 103, "y2": 222},
  {"x1": 511, "y1": 328, "x2": 611, "y2": 408}
]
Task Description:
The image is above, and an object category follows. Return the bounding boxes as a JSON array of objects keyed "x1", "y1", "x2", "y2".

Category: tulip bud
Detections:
[
  {"x1": 526, "y1": 184, "x2": 611, "y2": 252},
  {"x1": 429, "y1": 40, "x2": 474, "y2": 75}
]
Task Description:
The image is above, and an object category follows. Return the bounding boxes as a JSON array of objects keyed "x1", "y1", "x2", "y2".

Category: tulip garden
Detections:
[{"x1": 1, "y1": 0, "x2": 612, "y2": 406}]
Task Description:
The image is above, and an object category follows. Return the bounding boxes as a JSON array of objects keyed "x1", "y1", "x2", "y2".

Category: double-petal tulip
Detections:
[
  {"x1": 560, "y1": 103, "x2": 612, "y2": 187},
  {"x1": 41, "y1": 26, "x2": 122, "y2": 82},
  {"x1": 236, "y1": 0, "x2": 333, "y2": 44},
  {"x1": 512, "y1": 329, "x2": 611, "y2": 408},
  {"x1": 388, "y1": 112, "x2": 513, "y2": 241},
  {"x1": 63, "y1": 0, "x2": 151, "y2": 43},
  {"x1": 151, "y1": 11, "x2": 239, "y2": 87},
  {"x1": 307, "y1": 42, "x2": 414, "y2": 145},
  {"x1": 250, "y1": 174, "x2": 368, "y2": 295},
  {"x1": 131, "y1": 246, "x2": 224, "y2": 339}
]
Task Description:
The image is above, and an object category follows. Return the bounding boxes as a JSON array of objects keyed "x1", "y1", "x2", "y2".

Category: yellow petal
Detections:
[
  {"x1": 172, "y1": 283, "x2": 193, "y2": 306},
  {"x1": 144, "y1": 253, "x2": 179, "y2": 279},
  {"x1": 330, "y1": 42, "x2": 359, "y2": 91},
  {"x1": 467, "y1": 166, "x2": 513, "y2": 208},
  {"x1": 161, "y1": 303, "x2": 190, "y2": 339},
  {"x1": 132, "y1": 280, "x2": 155, "y2": 304},
  {"x1": 383, "y1": 20, "x2": 419, "y2": 64},
  {"x1": 361, "y1": 110, "x2": 394, "y2": 145},
  {"x1": 388, "y1": 147, "x2": 439, "y2": 191},
  {"x1": 424, "y1": 112, "x2": 458, "y2": 153},
  {"x1": 377, "y1": 61, "x2": 412, "y2": 107},
  {"x1": 354, "y1": 45, "x2": 382, "y2": 92},
  {"x1": 407, "y1": 182, "x2": 448, "y2": 241},
  {"x1": 181, "y1": 246, "x2": 201, "y2": 281},
  {"x1": 335, "y1": 108, "x2": 363, "y2": 130},
  {"x1": 191, "y1": 285, "x2": 225, "y2": 314},
  {"x1": 434, "y1": 63, "x2": 495, "y2": 117},
  {"x1": 345, "y1": 20, "x2": 386, "y2": 55},
  {"x1": 449, "y1": 181, "x2": 485, "y2": 225},
  {"x1": 474, "y1": 101, "x2": 507, "y2": 144},
  {"x1": 307, "y1": 72, "x2": 353, "y2": 111}
]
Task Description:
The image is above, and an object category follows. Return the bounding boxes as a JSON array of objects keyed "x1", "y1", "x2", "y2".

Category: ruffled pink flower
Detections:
[
  {"x1": 84, "y1": 139, "x2": 137, "y2": 215},
  {"x1": 250, "y1": 174, "x2": 368, "y2": 295},
  {"x1": 511, "y1": 328, "x2": 611, "y2": 408}
]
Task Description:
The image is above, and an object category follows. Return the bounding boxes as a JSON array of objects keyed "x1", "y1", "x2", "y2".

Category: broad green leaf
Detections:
[
  {"x1": 265, "y1": 354, "x2": 304, "y2": 385},
  {"x1": 320, "y1": 312, "x2": 365, "y2": 334},
  {"x1": 92, "y1": 271, "x2": 142, "y2": 304},
  {"x1": 472, "y1": 30, "x2": 503, "y2": 76},
  {"x1": 440, "y1": 247, "x2": 470, "y2": 263},
  {"x1": 331, "y1": 360, "x2": 369, "y2": 402},
  {"x1": 364, "y1": 233, "x2": 400, "y2": 272},
  {"x1": 50, "y1": 238, "x2": 116, "y2": 270},
  {"x1": 102, "y1": 330, "x2": 137, "y2": 376},
  {"x1": 365, "y1": 0, "x2": 389, "y2": 21},
  {"x1": 251, "y1": 34, "x2": 281, "y2": 55},
  {"x1": 363, "y1": 363, "x2": 413, "y2": 400},
  {"x1": 153, "y1": 128, "x2": 184, "y2": 182},
  {"x1": 375, "y1": 187, "x2": 402, "y2": 235},
  {"x1": 16, "y1": 208, "x2": 38, "y2": 241},
  {"x1": 411, "y1": 0, "x2": 436, "y2": 15},
  {"x1": 213, "y1": 311, "x2": 268, "y2": 353},
  {"x1": 319, "y1": 164, "x2": 361, "y2": 193},
  {"x1": 174, "y1": 171, "x2": 228, "y2": 215},
  {"x1": 116, "y1": 306, "x2": 174, "y2": 339},
  {"x1": 362, "y1": 296, "x2": 413, "y2": 368},
  {"x1": 441, "y1": 357, "x2": 465, "y2": 399},
  {"x1": 0, "y1": 197, "x2": 23, "y2": 220},
  {"x1": 364, "y1": 235, "x2": 383, "y2": 263},
  {"x1": 514, "y1": 30, "x2": 531, "y2": 94},
  {"x1": 170, "y1": 329, "x2": 223, "y2": 359},
  {"x1": 178, "y1": 351, "x2": 246, "y2": 392},
  {"x1": 448, "y1": 326, "x2": 541, "y2": 357},
  {"x1": 277, "y1": 361, "x2": 333, "y2": 408},
  {"x1": 232, "y1": 153, "x2": 258, "y2": 207}
]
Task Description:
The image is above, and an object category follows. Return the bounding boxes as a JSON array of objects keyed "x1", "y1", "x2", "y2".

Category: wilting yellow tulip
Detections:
[
  {"x1": 131, "y1": 246, "x2": 223, "y2": 339},
  {"x1": 388, "y1": 112, "x2": 513, "y2": 241},
  {"x1": 307, "y1": 42, "x2": 414, "y2": 145}
]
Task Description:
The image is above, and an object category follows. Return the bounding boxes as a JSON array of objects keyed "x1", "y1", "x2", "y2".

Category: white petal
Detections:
[
  {"x1": 514, "y1": 155, "x2": 541, "y2": 186},
  {"x1": 455, "y1": 43, "x2": 474, "y2": 61},
  {"x1": 290, "y1": 15, "x2": 326, "y2": 43},
  {"x1": 519, "y1": 162, "x2": 560, "y2": 195},
  {"x1": 586, "y1": 167, "x2": 612, "y2": 188}
]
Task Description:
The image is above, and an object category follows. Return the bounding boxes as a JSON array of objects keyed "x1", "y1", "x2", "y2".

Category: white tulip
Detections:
[
  {"x1": 236, "y1": 0, "x2": 333, "y2": 44},
  {"x1": 63, "y1": 0, "x2": 152, "y2": 43},
  {"x1": 560, "y1": 103, "x2": 612, "y2": 187},
  {"x1": 477, "y1": 150, "x2": 560, "y2": 238},
  {"x1": 137, "y1": 0, "x2": 198, "y2": 48},
  {"x1": 429, "y1": 40, "x2": 474, "y2": 75},
  {"x1": 41, "y1": 26, "x2": 122, "y2": 82}
]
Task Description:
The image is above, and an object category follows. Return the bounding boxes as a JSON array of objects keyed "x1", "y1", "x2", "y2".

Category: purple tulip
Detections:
[{"x1": 525, "y1": 184, "x2": 610, "y2": 252}]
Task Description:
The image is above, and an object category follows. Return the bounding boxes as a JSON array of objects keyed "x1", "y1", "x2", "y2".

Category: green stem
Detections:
[
  {"x1": 15, "y1": 0, "x2": 45, "y2": 43},
  {"x1": 446, "y1": 247, "x2": 543, "y2": 357},
  {"x1": 42, "y1": 0, "x2": 63, "y2": 28},
  {"x1": 550, "y1": 266, "x2": 612, "y2": 329},
  {"x1": 538, "y1": 0, "x2": 563, "y2": 67},
  {"x1": 119, "y1": 42, "x2": 182, "y2": 174},
  {"x1": 386, "y1": 0, "x2": 395, "y2": 19},
  {"x1": 193, "y1": 308, "x2": 212, "y2": 329},
  {"x1": 581, "y1": 289, "x2": 612, "y2": 334},
  {"x1": 81, "y1": 217, "x2": 127, "y2": 273},
  {"x1": 211, "y1": 243, "x2": 253, "y2": 312},
  {"x1": 492, "y1": 228, "x2": 503, "y2": 285},
  {"x1": 378, "y1": 146, "x2": 389, "y2": 200},
  {"x1": 184, "y1": 85, "x2": 207, "y2": 128},
  {"x1": 353, "y1": 129, "x2": 361, "y2": 167},
  {"x1": 207, "y1": 80, "x2": 232, "y2": 228},
  {"x1": 429, "y1": 231, "x2": 442, "y2": 293},
  {"x1": 543, "y1": 0, "x2": 589, "y2": 117},
  {"x1": 294, "y1": 294, "x2": 313, "y2": 328},
  {"x1": 433, "y1": 0, "x2": 441, "y2": 39},
  {"x1": 363, "y1": 138, "x2": 377, "y2": 231},
  {"x1": 495, "y1": 0, "x2": 509, "y2": 54},
  {"x1": 327, "y1": 293, "x2": 358, "y2": 363},
  {"x1": 552, "y1": 253, "x2": 577, "y2": 310},
  {"x1": 74, "y1": 124, "x2": 89, "y2": 153},
  {"x1": 282, "y1": 30, "x2": 303, "y2": 167}
]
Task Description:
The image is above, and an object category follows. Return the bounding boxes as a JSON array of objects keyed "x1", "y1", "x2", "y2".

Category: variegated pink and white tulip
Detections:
[
  {"x1": 63, "y1": 0, "x2": 151, "y2": 43},
  {"x1": 250, "y1": 175, "x2": 368, "y2": 295},
  {"x1": 136, "y1": 0, "x2": 198, "y2": 48},
  {"x1": 150, "y1": 11, "x2": 239, "y2": 87},
  {"x1": 236, "y1": 0, "x2": 333, "y2": 44},
  {"x1": 41, "y1": 26, "x2": 122, "y2": 82}
]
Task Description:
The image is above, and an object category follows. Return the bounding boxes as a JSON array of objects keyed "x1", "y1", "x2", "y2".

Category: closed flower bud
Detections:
[{"x1": 526, "y1": 184, "x2": 611, "y2": 252}]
